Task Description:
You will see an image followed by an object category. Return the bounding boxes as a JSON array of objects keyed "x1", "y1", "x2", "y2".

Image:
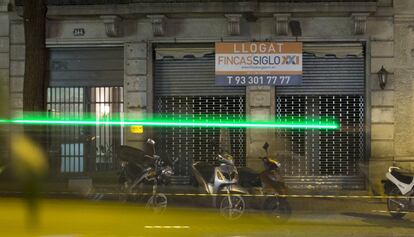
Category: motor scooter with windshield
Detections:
[
  {"x1": 192, "y1": 152, "x2": 247, "y2": 220},
  {"x1": 382, "y1": 166, "x2": 414, "y2": 219},
  {"x1": 118, "y1": 138, "x2": 175, "y2": 213}
]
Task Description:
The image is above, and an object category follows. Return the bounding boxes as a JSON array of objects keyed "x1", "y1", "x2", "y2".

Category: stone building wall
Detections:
[
  {"x1": 2, "y1": 0, "x2": 414, "y2": 191},
  {"x1": 368, "y1": 0, "x2": 414, "y2": 194}
]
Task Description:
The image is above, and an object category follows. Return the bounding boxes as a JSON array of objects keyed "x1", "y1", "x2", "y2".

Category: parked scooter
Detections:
[
  {"x1": 382, "y1": 166, "x2": 414, "y2": 219},
  {"x1": 118, "y1": 138, "x2": 175, "y2": 212},
  {"x1": 238, "y1": 142, "x2": 291, "y2": 220},
  {"x1": 192, "y1": 152, "x2": 248, "y2": 220}
]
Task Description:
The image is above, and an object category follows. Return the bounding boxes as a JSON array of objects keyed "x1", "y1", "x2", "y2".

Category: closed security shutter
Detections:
[
  {"x1": 154, "y1": 46, "x2": 246, "y2": 183},
  {"x1": 49, "y1": 47, "x2": 124, "y2": 87},
  {"x1": 275, "y1": 43, "x2": 366, "y2": 190},
  {"x1": 277, "y1": 43, "x2": 365, "y2": 95},
  {"x1": 155, "y1": 54, "x2": 245, "y2": 96}
]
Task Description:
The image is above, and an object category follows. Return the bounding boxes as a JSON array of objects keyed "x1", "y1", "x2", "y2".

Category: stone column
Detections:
[
  {"x1": 123, "y1": 42, "x2": 152, "y2": 150},
  {"x1": 0, "y1": 0, "x2": 10, "y2": 103},
  {"x1": 393, "y1": 13, "x2": 414, "y2": 171},
  {"x1": 365, "y1": 13, "x2": 395, "y2": 194},
  {"x1": 9, "y1": 14, "x2": 24, "y2": 118},
  {"x1": 246, "y1": 86, "x2": 275, "y2": 171},
  {"x1": 0, "y1": 0, "x2": 10, "y2": 162}
]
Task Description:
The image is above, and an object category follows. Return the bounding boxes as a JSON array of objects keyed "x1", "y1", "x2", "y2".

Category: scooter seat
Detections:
[
  {"x1": 193, "y1": 162, "x2": 215, "y2": 183},
  {"x1": 391, "y1": 170, "x2": 414, "y2": 184},
  {"x1": 238, "y1": 167, "x2": 262, "y2": 188}
]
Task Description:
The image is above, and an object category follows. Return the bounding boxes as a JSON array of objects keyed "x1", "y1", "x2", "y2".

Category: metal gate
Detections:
[
  {"x1": 154, "y1": 46, "x2": 246, "y2": 183},
  {"x1": 47, "y1": 47, "x2": 124, "y2": 175},
  {"x1": 275, "y1": 43, "x2": 366, "y2": 190},
  {"x1": 47, "y1": 86, "x2": 124, "y2": 174}
]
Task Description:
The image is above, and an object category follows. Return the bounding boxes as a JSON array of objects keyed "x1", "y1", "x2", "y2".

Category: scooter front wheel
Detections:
[
  {"x1": 218, "y1": 193, "x2": 245, "y2": 220},
  {"x1": 146, "y1": 193, "x2": 168, "y2": 213},
  {"x1": 118, "y1": 181, "x2": 130, "y2": 202},
  {"x1": 387, "y1": 187, "x2": 408, "y2": 219},
  {"x1": 263, "y1": 197, "x2": 291, "y2": 221}
]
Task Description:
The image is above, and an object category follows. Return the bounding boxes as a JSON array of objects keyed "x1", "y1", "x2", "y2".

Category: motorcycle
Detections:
[
  {"x1": 118, "y1": 138, "x2": 175, "y2": 213},
  {"x1": 382, "y1": 166, "x2": 414, "y2": 219},
  {"x1": 191, "y1": 152, "x2": 248, "y2": 220},
  {"x1": 238, "y1": 142, "x2": 291, "y2": 220}
]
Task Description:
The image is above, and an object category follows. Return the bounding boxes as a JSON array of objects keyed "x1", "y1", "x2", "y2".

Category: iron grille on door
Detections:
[
  {"x1": 47, "y1": 87, "x2": 85, "y2": 173},
  {"x1": 47, "y1": 86, "x2": 124, "y2": 174},
  {"x1": 90, "y1": 87, "x2": 124, "y2": 172},
  {"x1": 274, "y1": 44, "x2": 366, "y2": 190},
  {"x1": 276, "y1": 95, "x2": 365, "y2": 179},
  {"x1": 155, "y1": 96, "x2": 246, "y2": 179}
]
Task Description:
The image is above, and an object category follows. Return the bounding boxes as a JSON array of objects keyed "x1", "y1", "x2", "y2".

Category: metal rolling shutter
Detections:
[
  {"x1": 277, "y1": 43, "x2": 365, "y2": 95},
  {"x1": 49, "y1": 47, "x2": 124, "y2": 87},
  {"x1": 154, "y1": 47, "x2": 246, "y2": 183},
  {"x1": 155, "y1": 54, "x2": 245, "y2": 96},
  {"x1": 275, "y1": 43, "x2": 366, "y2": 190}
]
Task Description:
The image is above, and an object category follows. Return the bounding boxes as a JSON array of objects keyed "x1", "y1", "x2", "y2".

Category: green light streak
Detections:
[
  {"x1": 6, "y1": 119, "x2": 337, "y2": 129},
  {"x1": 0, "y1": 113, "x2": 340, "y2": 130}
]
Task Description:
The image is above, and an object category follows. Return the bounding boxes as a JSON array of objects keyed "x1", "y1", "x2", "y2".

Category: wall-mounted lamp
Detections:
[
  {"x1": 289, "y1": 20, "x2": 302, "y2": 37},
  {"x1": 377, "y1": 66, "x2": 388, "y2": 90}
]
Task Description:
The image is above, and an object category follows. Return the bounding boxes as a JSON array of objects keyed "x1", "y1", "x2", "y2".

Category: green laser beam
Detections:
[
  {"x1": 0, "y1": 115, "x2": 340, "y2": 130},
  {"x1": 6, "y1": 119, "x2": 338, "y2": 129}
]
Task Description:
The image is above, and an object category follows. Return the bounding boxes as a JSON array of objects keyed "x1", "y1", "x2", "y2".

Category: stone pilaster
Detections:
[
  {"x1": 9, "y1": 14, "x2": 24, "y2": 118},
  {"x1": 246, "y1": 86, "x2": 275, "y2": 171},
  {"x1": 0, "y1": 0, "x2": 10, "y2": 163},
  {"x1": 0, "y1": 2, "x2": 9, "y2": 88},
  {"x1": 361, "y1": 5, "x2": 396, "y2": 194},
  {"x1": 0, "y1": 0, "x2": 8, "y2": 12},
  {"x1": 393, "y1": 14, "x2": 414, "y2": 169},
  {"x1": 123, "y1": 42, "x2": 151, "y2": 150},
  {"x1": 0, "y1": 3, "x2": 10, "y2": 116}
]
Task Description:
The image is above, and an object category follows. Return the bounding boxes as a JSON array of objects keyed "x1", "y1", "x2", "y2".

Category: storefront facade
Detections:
[{"x1": 2, "y1": 0, "x2": 414, "y2": 192}]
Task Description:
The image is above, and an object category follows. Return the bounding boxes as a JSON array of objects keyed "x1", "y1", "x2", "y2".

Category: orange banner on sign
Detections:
[{"x1": 216, "y1": 42, "x2": 302, "y2": 54}]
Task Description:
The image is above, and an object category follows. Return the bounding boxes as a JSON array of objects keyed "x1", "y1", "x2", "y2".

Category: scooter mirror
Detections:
[
  {"x1": 263, "y1": 142, "x2": 269, "y2": 151},
  {"x1": 147, "y1": 138, "x2": 156, "y2": 145},
  {"x1": 172, "y1": 158, "x2": 179, "y2": 165}
]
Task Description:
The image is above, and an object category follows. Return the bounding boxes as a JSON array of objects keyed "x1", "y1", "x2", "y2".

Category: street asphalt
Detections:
[{"x1": 1, "y1": 190, "x2": 413, "y2": 237}]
